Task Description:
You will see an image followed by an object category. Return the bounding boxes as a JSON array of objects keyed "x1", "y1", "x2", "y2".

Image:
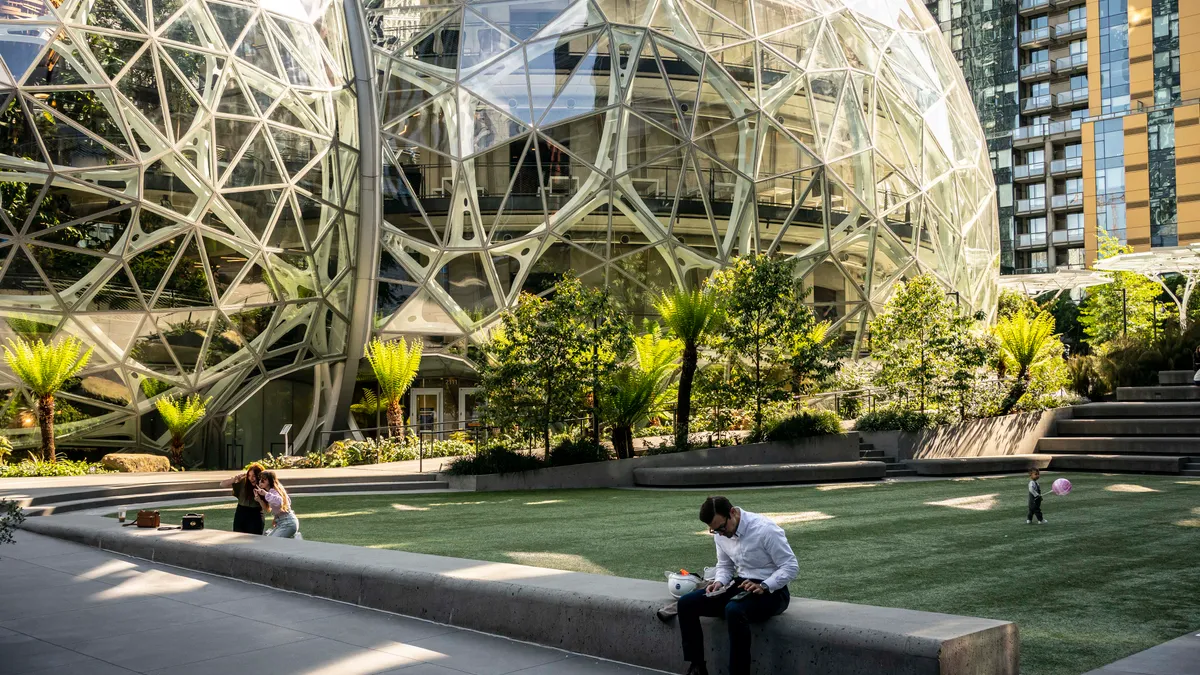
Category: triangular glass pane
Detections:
[
  {"x1": 463, "y1": 95, "x2": 528, "y2": 157},
  {"x1": 649, "y1": 0, "x2": 700, "y2": 46},
  {"x1": 656, "y1": 40, "x2": 703, "y2": 132},
  {"x1": 128, "y1": 235, "x2": 182, "y2": 299},
  {"x1": 809, "y1": 23, "x2": 849, "y2": 71},
  {"x1": 208, "y1": 1, "x2": 252, "y2": 48},
  {"x1": 757, "y1": 118, "x2": 817, "y2": 178},
  {"x1": 827, "y1": 88, "x2": 869, "y2": 160},
  {"x1": 682, "y1": 0, "x2": 749, "y2": 49},
  {"x1": 752, "y1": 0, "x2": 822, "y2": 37},
  {"x1": 216, "y1": 76, "x2": 254, "y2": 115},
  {"x1": 473, "y1": 0, "x2": 575, "y2": 40},
  {"x1": 379, "y1": 56, "x2": 453, "y2": 125},
  {"x1": 764, "y1": 19, "x2": 819, "y2": 68},
  {"x1": 81, "y1": 32, "x2": 146, "y2": 80},
  {"x1": 710, "y1": 41, "x2": 756, "y2": 102},
  {"x1": 0, "y1": 246, "x2": 51, "y2": 296},
  {"x1": 235, "y1": 16, "x2": 279, "y2": 77},
  {"x1": 27, "y1": 243, "x2": 105, "y2": 297},
  {"x1": 696, "y1": 58, "x2": 754, "y2": 130},
  {"x1": 540, "y1": 37, "x2": 616, "y2": 127},
  {"x1": 0, "y1": 95, "x2": 45, "y2": 164},
  {"x1": 384, "y1": 95, "x2": 456, "y2": 157},
  {"x1": 225, "y1": 255, "x2": 276, "y2": 307},
  {"x1": 84, "y1": 265, "x2": 144, "y2": 312},
  {"x1": 626, "y1": 39, "x2": 683, "y2": 134},
  {"x1": 268, "y1": 95, "x2": 310, "y2": 130},
  {"x1": 73, "y1": 0, "x2": 143, "y2": 34},
  {"x1": 20, "y1": 31, "x2": 93, "y2": 87},
  {"x1": 37, "y1": 89, "x2": 133, "y2": 156},
  {"x1": 245, "y1": 79, "x2": 277, "y2": 114},
  {"x1": 155, "y1": 236, "x2": 212, "y2": 309},
  {"x1": 122, "y1": 0, "x2": 149, "y2": 28},
  {"x1": 162, "y1": 10, "x2": 203, "y2": 46},
  {"x1": 693, "y1": 115, "x2": 757, "y2": 176},
  {"x1": 160, "y1": 54, "x2": 201, "y2": 142},
  {"x1": 270, "y1": 125, "x2": 325, "y2": 180},
  {"x1": 0, "y1": 26, "x2": 55, "y2": 84},
  {"x1": 526, "y1": 31, "x2": 600, "y2": 124},
  {"x1": 268, "y1": 197, "x2": 305, "y2": 252},
  {"x1": 807, "y1": 71, "x2": 844, "y2": 153},
  {"x1": 537, "y1": 113, "x2": 611, "y2": 171},
  {"x1": 116, "y1": 48, "x2": 168, "y2": 138},
  {"x1": 151, "y1": 0, "x2": 186, "y2": 30},
  {"x1": 459, "y1": 10, "x2": 518, "y2": 77},
  {"x1": 461, "y1": 47, "x2": 534, "y2": 125},
  {"x1": 30, "y1": 99, "x2": 124, "y2": 167},
  {"x1": 226, "y1": 127, "x2": 285, "y2": 188}
]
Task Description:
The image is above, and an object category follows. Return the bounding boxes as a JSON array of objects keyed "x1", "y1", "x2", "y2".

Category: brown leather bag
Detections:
[{"x1": 136, "y1": 510, "x2": 160, "y2": 528}]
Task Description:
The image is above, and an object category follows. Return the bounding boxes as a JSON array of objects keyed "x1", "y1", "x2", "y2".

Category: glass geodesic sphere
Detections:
[
  {"x1": 0, "y1": 0, "x2": 358, "y2": 452},
  {"x1": 365, "y1": 0, "x2": 999, "y2": 355}
]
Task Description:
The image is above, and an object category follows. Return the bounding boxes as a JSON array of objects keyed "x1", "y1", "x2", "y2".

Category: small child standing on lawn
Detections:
[{"x1": 1027, "y1": 468, "x2": 1046, "y2": 524}]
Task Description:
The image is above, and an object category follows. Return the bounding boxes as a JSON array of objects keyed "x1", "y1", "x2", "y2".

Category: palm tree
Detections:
[
  {"x1": 633, "y1": 323, "x2": 683, "y2": 416},
  {"x1": 2, "y1": 337, "x2": 92, "y2": 462},
  {"x1": 995, "y1": 311, "x2": 1059, "y2": 415},
  {"x1": 602, "y1": 366, "x2": 669, "y2": 459},
  {"x1": 155, "y1": 394, "x2": 212, "y2": 468},
  {"x1": 653, "y1": 288, "x2": 721, "y2": 451},
  {"x1": 363, "y1": 337, "x2": 423, "y2": 435}
]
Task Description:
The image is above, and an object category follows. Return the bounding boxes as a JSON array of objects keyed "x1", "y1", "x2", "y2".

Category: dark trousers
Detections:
[
  {"x1": 233, "y1": 504, "x2": 264, "y2": 535},
  {"x1": 678, "y1": 579, "x2": 790, "y2": 675},
  {"x1": 1028, "y1": 495, "x2": 1043, "y2": 522}
]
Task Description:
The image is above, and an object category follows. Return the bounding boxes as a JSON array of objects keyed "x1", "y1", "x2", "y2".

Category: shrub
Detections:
[
  {"x1": 443, "y1": 445, "x2": 546, "y2": 475},
  {"x1": 0, "y1": 436, "x2": 10, "y2": 465},
  {"x1": 1, "y1": 499, "x2": 24, "y2": 546},
  {"x1": 1067, "y1": 355, "x2": 1108, "y2": 400},
  {"x1": 548, "y1": 438, "x2": 612, "y2": 467},
  {"x1": 423, "y1": 437, "x2": 475, "y2": 459},
  {"x1": 0, "y1": 458, "x2": 113, "y2": 478},
  {"x1": 854, "y1": 408, "x2": 950, "y2": 433},
  {"x1": 762, "y1": 409, "x2": 842, "y2": 442}
]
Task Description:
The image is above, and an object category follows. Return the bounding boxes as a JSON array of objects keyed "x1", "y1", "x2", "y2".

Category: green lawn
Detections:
[{"x1": 155, "y1": 473, "x2": 1200, "y2": 675}]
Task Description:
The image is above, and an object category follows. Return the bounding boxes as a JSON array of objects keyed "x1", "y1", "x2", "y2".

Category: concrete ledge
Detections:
[
  {"x1": 1055, "y1": 419, "x2": 1200, "y2": 436},
  {"x1": 20, "y1": 515, "x2": 1017, "y2": 675},
  {"x1": 443, "y1": 435, "x2": 862, "y2": 492},
  {"x1": 1117, "y1": 386, "x2": 1200, "y2": 401},
  {"x1": 1036, "y1": 437, "x2": 1200, "y2": 454},
  {"x1": 1083, "y1": 629, "x2": 1200, "y2": 675},
  {"x1": 1071, "y1": 402, "x2": 1200, "y2": 418},
  {"x1": 1157, "y1": 370, "x2": 1195, "y2": 386},
  {"x1": 1047, "y1": 454, "x2": 1188, "y2": 474},
  {"x1": 633, "y1": 461, "x2": 886, "y2": 487},
  {"x1": 905, "y1": 455, "x2": 1052, "y2": 476}
]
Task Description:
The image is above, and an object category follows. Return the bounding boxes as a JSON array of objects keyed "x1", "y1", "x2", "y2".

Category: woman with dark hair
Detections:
[
  {"x1": 255, "y1": 471, "x2": 300, "y2": 539},
  {"x1": 220, "y1": 463, "x2": 266, "y2": 535}
]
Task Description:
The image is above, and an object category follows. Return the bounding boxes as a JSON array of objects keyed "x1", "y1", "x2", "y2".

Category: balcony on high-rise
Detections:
[
  {"x1": 1056, "y1": 87, "x2": 1090, "y2": 108},
  {"x1": 1017, "y1": 232, "x2": 1049, "y2": 248},
  {"x1": 1051, "y1": 192, "x2": 1084, "y2": 210},
  {"x1": 1055, "y1": 52, "x2": 1088, "y2": 73},
  {"x1": 1051, "y1": 157, "x2": 1083, "y2": 176},
  {"x1": 1052, "y1": 0, "x2": 1086, "y2": 8},
  {"x1": 1019, "y1": 25, "x2": 1052, "y2": 47},
  {"x1": 1014, "y1": 162, "x2": 1047, "y2": 181},
  {"x1": 1052, "y1": 229, "x2": 1086, "y2": 244},
  {"x1": 1016, "y1": 197, "x2": 1047, "y2": 214},
  {"x1": 1020, "y1": 61, "x2": 1055, "y2": 81},
  {"x1": 1053, "y1": 17, "x2": 1087, "y2": 40},
  {"x1": 1023, "y1": 94, "x2": 1053, "y2": 113},
  {"x1": 1019, "y1": 0, "x2": 1051, "y2": 14}
]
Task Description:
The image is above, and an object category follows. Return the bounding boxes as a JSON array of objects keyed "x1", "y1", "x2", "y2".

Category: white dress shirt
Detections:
[{"x1": 711, "y1": 508, "x2": 798, "y2": 593}]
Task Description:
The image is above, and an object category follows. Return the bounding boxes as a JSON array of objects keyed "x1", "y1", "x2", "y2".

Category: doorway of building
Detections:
[{"x1": 411, "y1": 388, "x2": 442, "y2": 434}]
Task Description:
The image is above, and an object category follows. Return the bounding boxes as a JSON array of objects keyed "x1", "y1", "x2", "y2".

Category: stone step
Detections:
[
  {"x1": 859, "y1": 450, "x2": 885, "y2": 459},
  {"x1": 1056, "y1": 419, "x2": 1200, "y2": 436},
  {"x1": 633, "y1": 461, "x2": 886, "y2": 487},
  {"x1": 858, "y1": 443, "x2": 875, "y2": 451},
  {"x1": 1182, "y1": 469, "x2": 1200, "y2": 476},
  {"x1": 1158, "y1": 370, "x2": 1196, "y2": 386},
  {"x1": 1072, "y1": 402, "x2": 1200, "y2": 418},
  {"x1": 1117, "y1": 386, "x2": 1200, "y2": 402},
  {"x1": 1048, "y1": 454, "x2": 1188, "y2": 474},
  {"x1": 22, "y1": 480, "x2": 452, "y2": 516},
  {"x1": 885, "y1": 469, "x2": 917, "y2": 477},
  {"x1": 1037, "y1": 437, "x2": 1200, "y2": 454}
]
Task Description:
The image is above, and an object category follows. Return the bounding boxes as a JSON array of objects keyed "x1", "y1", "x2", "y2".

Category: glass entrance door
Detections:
[
  {"x1": 411, "y1": 388, "x2": 442, "y2": 433},
  {"x1": 459, "y1": 387, "x2": 482, "y2": 429}
]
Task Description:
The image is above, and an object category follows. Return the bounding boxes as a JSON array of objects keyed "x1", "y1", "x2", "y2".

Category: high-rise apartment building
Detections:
[{"x1": 929, "y1": 0, "x2": 1195, "y2": 275}]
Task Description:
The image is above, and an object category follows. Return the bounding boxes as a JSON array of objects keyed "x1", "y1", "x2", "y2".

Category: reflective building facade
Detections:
[{"x1": 0, "y1": 0, "x2": 998, "y2": 460}]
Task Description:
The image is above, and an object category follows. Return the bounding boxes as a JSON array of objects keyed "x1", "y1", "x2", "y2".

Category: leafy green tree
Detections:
[
  {"x1": 868, "y1": 274, "x2": 988, "y2": 415},
  {"x1": 363, "y1": 337, "x2": 424, "y2": 435},
  {"x1": 789, "y1": 319, "x2": 838, "y2": 395},
  {"x1": 602, "y1": 367, "x2": 666, "y2": 459},
  {"x1": 2, "y1": 337, "x2": 93, "y2": 461},
  {"x1": 994, "y1": 311, "x2": 1062, "y2": 415},
  {"x1": 653, "y1": 287, "x2": 721, "y2": 451},
  {"x1": 1080, "y1": 234, "x2": 1159, "y2": 350},
  {"x1": 708, "y1": 255, "x2": 821, "y2": 436},
  {"x1": 155, "y1": 394, "x2": 212, "y2": 468},
  {"x1": 632, "y1": 322, "x2": 682, "y2": 413},
  {"x1": 480, "y1": 276, "x2": 632, "y2": 455}
]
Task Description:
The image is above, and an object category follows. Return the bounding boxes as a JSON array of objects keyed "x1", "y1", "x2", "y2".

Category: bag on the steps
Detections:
[
  {"x1": 181, "y1": 513, "x2": 205, "y2": 530},
  {"x1": 135, "y1": 510, "x2": 160, "y2": 528}
]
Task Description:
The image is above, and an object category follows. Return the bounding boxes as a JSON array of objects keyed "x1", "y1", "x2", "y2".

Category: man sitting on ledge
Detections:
[{"x1": 678, "y1": 496, "x2": 798, "y2": 675}]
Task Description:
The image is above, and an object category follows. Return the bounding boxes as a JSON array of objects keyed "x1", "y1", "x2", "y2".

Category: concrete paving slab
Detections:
[
  {"x1": 0, "y1": 531, "x2": 664, "y2": 675},
  {"x1": 1083, "y1": 630, "x2": 1200, "y2": 675}
]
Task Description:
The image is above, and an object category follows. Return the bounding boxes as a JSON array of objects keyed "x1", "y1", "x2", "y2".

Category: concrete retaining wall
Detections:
[
  {"x1": 859, "y1": 409, "x2": 1070, "y2": 461},
  {"x1": 906, "y1": 455, "x2": 1053, "y2": 476},
  {"x1": 22, "y1": 515, "x2": 1018, "y2": 675},
  {"x1": 634, "y1": 461, "x2": 887, "y2": 487},
  {"x1": 444, "y1": 434, "x2": 861, "y2": 492}
]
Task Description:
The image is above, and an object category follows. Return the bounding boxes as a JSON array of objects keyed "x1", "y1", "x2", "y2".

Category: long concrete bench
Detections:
[
  {"x1": 905, "y1": 455, "x2": 1052, "y2": 476},
  {"x1": 633, "y1": 461, "x2": 886, "y2": 487},
  {"x1": 1036, "y1": 437, "x2": 1200, "y2": 454},
  {"x1": 1047, "y1": 454, "x2": 1188, "y2": 473},
  {"x1": 21, "y1": 515, "x2": 1017, "y2": 675},
  {"x1": 1083, "y1": 629, "x2": 1200, "y2": 675}
]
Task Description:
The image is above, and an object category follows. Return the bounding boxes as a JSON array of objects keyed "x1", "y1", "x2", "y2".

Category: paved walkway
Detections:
[{"x1": 0, "y1": 531, "x2": 661, "y2": 675}]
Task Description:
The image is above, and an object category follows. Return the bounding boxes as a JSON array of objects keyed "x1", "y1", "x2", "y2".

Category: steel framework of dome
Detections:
[
  {"x1": 0, "y1": 0, "x2": 359, "y2": 454},
  {"x1": 363, "y1": 0, "x2": 1000, "y2": 365},
  {"x1": 0, "y1": 0, "x2": 999, "y2": 457}
]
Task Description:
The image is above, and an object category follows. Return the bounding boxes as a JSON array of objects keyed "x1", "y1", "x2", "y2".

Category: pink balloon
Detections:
[{"x1": 1052, "y1": 478, "x2": 1072, "y2": 496}]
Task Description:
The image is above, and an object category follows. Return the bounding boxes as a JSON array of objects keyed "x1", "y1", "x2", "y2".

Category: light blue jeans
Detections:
[{"x1": 267, "y1": 512, "x2": 299, "y2": 538}]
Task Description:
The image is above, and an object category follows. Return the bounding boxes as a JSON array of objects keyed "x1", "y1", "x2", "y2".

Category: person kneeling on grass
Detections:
[
  {"x1": 678, "y1": 496, "x2": 798, "y2": 675},
  {"x1": 254, "y1": 470, "x2": 301, "y2": 539}
]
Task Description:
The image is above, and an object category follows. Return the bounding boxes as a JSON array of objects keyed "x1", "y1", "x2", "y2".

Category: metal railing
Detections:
[
  {"x1": 1019, "y1": 0, "x2": 1050, "y2": 12},
  {"x1": 1056, "y1": 87, "x2": 1089, "y2": 107},
  {"x1": 802, "y1": 378, "x2": 1015, "y2": 420},
  {"x1": 1016, "y1": 197, "x2": 1047, "y2": 213},
  {"x1": 1052, "y1": 228, "x2": 1085, "y2": 244},
  {"x1": 1020, "y1": 61, "x2": 1054, "y2": 79},
  {"x1": 1054, "y1": 18, "x2": 1087, "y2": 39},
  {"x1": 1014, "y1": 162, "x2": 1046, "y2": 180},
  {"x1": 1051, "y1": 192, "x2": 1084, "y2": 209},
  {"x1": 1055, "y1": 52, "x2": 1088, "y2": 71},
  {"x1": 1051, "y1": 156, "x2": 1083, "y2": 174},
  {"x1": 1019, "y1": 26, "x2": 1051, "y2": 45},
  {"x1": 1014, "y1": 118, "x2": 1083, "y2": 142},
  {"x1": 1017, "y1": 232, "x2": 1048, "y2": 247},
  {"x1": 1023, "y1": 94, "x2": 1053, "y2": 113}
]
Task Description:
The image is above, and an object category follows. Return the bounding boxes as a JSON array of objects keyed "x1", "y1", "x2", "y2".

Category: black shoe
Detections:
[{"x1": 684, "y1": 662, "x2": 709, "y2": 675}]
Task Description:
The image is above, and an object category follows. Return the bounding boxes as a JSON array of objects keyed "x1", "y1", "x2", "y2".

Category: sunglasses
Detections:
[{"x1": 708, "y1": 517, "x2": 735, "y2": 536}]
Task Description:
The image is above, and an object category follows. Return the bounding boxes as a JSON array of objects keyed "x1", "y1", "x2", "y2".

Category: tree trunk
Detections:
[
  {"x1": 169, "y1": 437, "x2": 184, "y2": 468},
  {"x1": 999, "y1": 366, "x2": 1031, "y2": 416},
  {"x1": 613, "y1": 425, "x2": 634, "y2": 459},
  {"x1": 386, "y1": 399, "x2": 404, "y2": 437},
  {"x1": 37, "y1": 395, "x2": 55, "y2": 463},
  {"x1": 674, "y1": 342, "x2": 698, "y2": 451}
]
